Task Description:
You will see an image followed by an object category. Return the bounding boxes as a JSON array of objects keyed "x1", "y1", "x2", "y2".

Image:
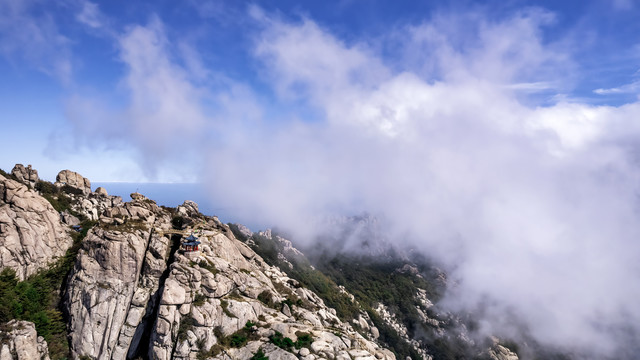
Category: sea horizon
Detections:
[{"x1": 92, "y1": 182, "x2": 264, "y2": 230}]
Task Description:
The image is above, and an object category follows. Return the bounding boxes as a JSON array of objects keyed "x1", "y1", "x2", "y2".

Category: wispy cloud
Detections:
[
  {"x1": 0, "y1": 0, "x2": 73, "y2": 82},
  {"x1": 75, "y1": 0, "x2": 103, "y2": 29},
  {"x1": 594, "y1": 79, "x2": 640, "y2": 95},
  {"x1": 64, "y1": 15, "x2": 263, "y2": 181}
]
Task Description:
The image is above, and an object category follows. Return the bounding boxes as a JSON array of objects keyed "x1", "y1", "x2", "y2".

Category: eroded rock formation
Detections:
[
  {"x1": 0, "y1": 174, "x2": 72, "y2": 280},
  {"x1": 10, "y1": 164, "x2": 38, "y2": 188},
  {"x1": 55, "y1": 170, "x2": 91, "y2": 195},
  {"x1": 0, "y1": 320, "x2": 50, "y2": 360}
]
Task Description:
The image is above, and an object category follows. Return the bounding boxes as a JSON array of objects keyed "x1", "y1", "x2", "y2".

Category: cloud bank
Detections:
[{"x1": 61, "y1": 6, "x2": 640, "y2": 357}]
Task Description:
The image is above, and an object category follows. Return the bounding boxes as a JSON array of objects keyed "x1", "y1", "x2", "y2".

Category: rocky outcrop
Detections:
[
  {"x1": 488, "y1": 345, "x2": 519, "y2": 360},
  {"x1": 0, "y1": 320, "x2": 50, "y2": 360},
  {"x1": 0, "y1": 174, "x2": 73, "y2": 280},
  {"x1": 114, "y1": 230, "x2": 172, "y2": 359},
  {"x1": 60, "y1": 190, "x2": 395, "y2": 360},
  {"x1": 65, "y1": 227, "x2": 153, "y2": 359},
  {"x1": 71, "y1": 193, "x2": 123, "y2": 221},
  {"x1": 10, "y1": 164, "x2": 38, "y2": 188},
  {"x1": 235, "y1": 224, "x2": 253, "y2": 239},
  {"x1": 64, "y1": 189, "x2": 178, "y2": 359},
  {"x1": 55, "y1": 170, "x2": 91, "y2": 195},
  {"x1": 148, "y1": 219, "x2": 394, "y2": 360},
  {"x1": 176, "y1": 200, "x2": 198, "y2": 217},
  {"x1": 0, "y1": 164, "x2": 535, "y2": 360}
]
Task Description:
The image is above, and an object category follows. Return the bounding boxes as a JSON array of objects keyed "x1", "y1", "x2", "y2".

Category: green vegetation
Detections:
[
  {"x1": 197, "y1": 340, "x2": 223, "y2": 360},
  {"x1": 250, "y1": 348, "x2": 269, "y2": 360},
  {"x1": 98, "y1": 218, "x2": 148, "y2": 233},
  {"x1": 0, "y1": 220, "x2": 96, "y2": 359},
  {"x1": 269, "y1": 331, "x2": 314, "y2": 351},
  {"x1": 198, "y1": 321, "x2": 273, "y2": 360},
  {"x1": 244, "y1": 230, "x2": 433, "y2": 359},
  {"x1": 0, "y1": 167, "x2": 19, "y2": 182},
  {"x1": 229, "y1": 333, "x2": 247, "y2": 347},
  {"x1": 245, "y1": 232, "x2": 358, "y2": 319},
  {"x1": 317, "y1": 255, "x2": 439, "y2": 323},
  {"x1": 220, "y1": 299, "x2": 235, "y2": 318},
  {"x1": 257, "y1": 290, "x2": 274, "y2": 307},
  {"x1": 279, "y1": 293, "x2": 303, "y2": 309},
  {"x1": 269, "y1": 331, "x2": 294, "y2": 349},
  {"x1": 34, "y1": 180, "x2": 57, "y2": 195},
  {"x1": 34, "y1": 180, "x2": 89, "y2": 215},
  {"x1": 177, "y1": 314, "x2": 196, "y2": 342},
  {"x1": 193, "y1": 293, "x2": 207, "y2": 307},
  {"x1": 314, "y1": 255, "x2": 441, "y2": 359},
  {"x1": 198, "y1": 261, "x2": 219, "y2": 275},
  {"x1": 215, "y1": 321, "x2": 260, "y2": 349},
  {"x1": 294, "y1": 331, "x2": 313, "y2": 348}
]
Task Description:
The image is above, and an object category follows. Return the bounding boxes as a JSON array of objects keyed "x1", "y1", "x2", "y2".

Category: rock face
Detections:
[
  {"x1": 0, "y1": 320, "x2": 51, "y2": 360},
  {"x1": 0, "y1": 174, "x2": 73, "y2": 280},
  {"x1": 10, "y1": 164, "x2": 38, "y2": 188},
  {"x1": 177, "y1": 200, "x2": 198, "y2": 216},
  {"x1": 65, "y1": 228, "x2": 153, "y2": 359},
  {"x1": 64, "y1": 190, "x2": 171, "y2": 360},
  {"x1": 148, "y1": 222, "x2": 395, "y2": 360},
  {"x1": 0, "y1": 165, "x2": 536, "y2": 360},
  {"x1": 60, "y1": 191, "x2": 395, "y2": 360},
  {"x1": 483, "y1": 338, "x2": 520, "y2": 360},
  {"x1": 55, "y1": 170, "x2": 91, "y2": 195}
]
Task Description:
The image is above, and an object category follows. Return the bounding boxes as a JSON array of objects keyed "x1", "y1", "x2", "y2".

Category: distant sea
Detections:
[{"x1": 92, "y1": 182, "x2": 256, "y2": 228}]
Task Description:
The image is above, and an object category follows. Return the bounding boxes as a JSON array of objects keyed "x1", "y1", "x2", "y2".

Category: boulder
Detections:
[
  {"x1": 10, "y1": 164, "x2": 38, "y2": 188},
  {"x1": 60, "y1": 211, "x2": 81, "y2": 226},
  {"x1": 55, "y1": 170, "x2": 91, "y2": 195},
  {"x1": 177, "y1": 200, "x2": 199, "y2": 216},
  {"x1": 94, "y1": 187, "x2": 108, "y2": 196},
  {"x1": 0, "y1": 174, "x2": 73, "y2": 280},
  {"x1": 486, "y1": 344, "x2": 519, "y2": 360},
  {"x1": 130, "y1": 192, "x2": 145, "y2": 201},
  {"x1": 0, "y1": 320, "x2": 51, "y2": 360}
]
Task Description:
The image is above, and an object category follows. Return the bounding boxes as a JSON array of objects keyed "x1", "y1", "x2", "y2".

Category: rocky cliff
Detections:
[
  {"x1": 0, "y1": 173, "x2": 73, "y2": 281},
  {"x1": 0, "y1": 164, "x2": 530, "y2": 360},
  {"x1": 63, "y1": 195, "x2": 394, "y2": 359},
  {"x1": 0, "y1": 165, "x2": 401, "y2": 360}
]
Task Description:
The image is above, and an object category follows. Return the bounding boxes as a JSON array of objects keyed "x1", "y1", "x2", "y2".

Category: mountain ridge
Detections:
[{"x1": 0, "y1": 163, "x2": 527, "y2": 360}]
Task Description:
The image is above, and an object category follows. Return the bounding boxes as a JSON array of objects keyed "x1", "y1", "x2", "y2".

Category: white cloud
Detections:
[
  {"x1": 63, "y1": 16, "x2": 265, "y2": 181},
  {"x1": 59, "y1": 6, "x2": 640, "y2": 356},
  {"x1": 63, "y1": 17, "x2": 209, "y2": 179},
  {"x1": 201, "y1": 10, "x2": 640, "y2": 357},
  {"x1": 594, "y1": 79, "x2": 640, "y2": 95}
]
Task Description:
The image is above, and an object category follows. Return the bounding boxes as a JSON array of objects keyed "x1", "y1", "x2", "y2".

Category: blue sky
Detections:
[
  {"x1": 3, "y1": 0, "x2": 640, "y2": 354},
  {"x1": 1, "y1": 0, "x2": 640, "y2": 181}
]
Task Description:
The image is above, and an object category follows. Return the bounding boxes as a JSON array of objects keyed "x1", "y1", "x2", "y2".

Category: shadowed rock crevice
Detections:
[{"x1": 129, "y1": 234, "x2": 182, "y2": 360}]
